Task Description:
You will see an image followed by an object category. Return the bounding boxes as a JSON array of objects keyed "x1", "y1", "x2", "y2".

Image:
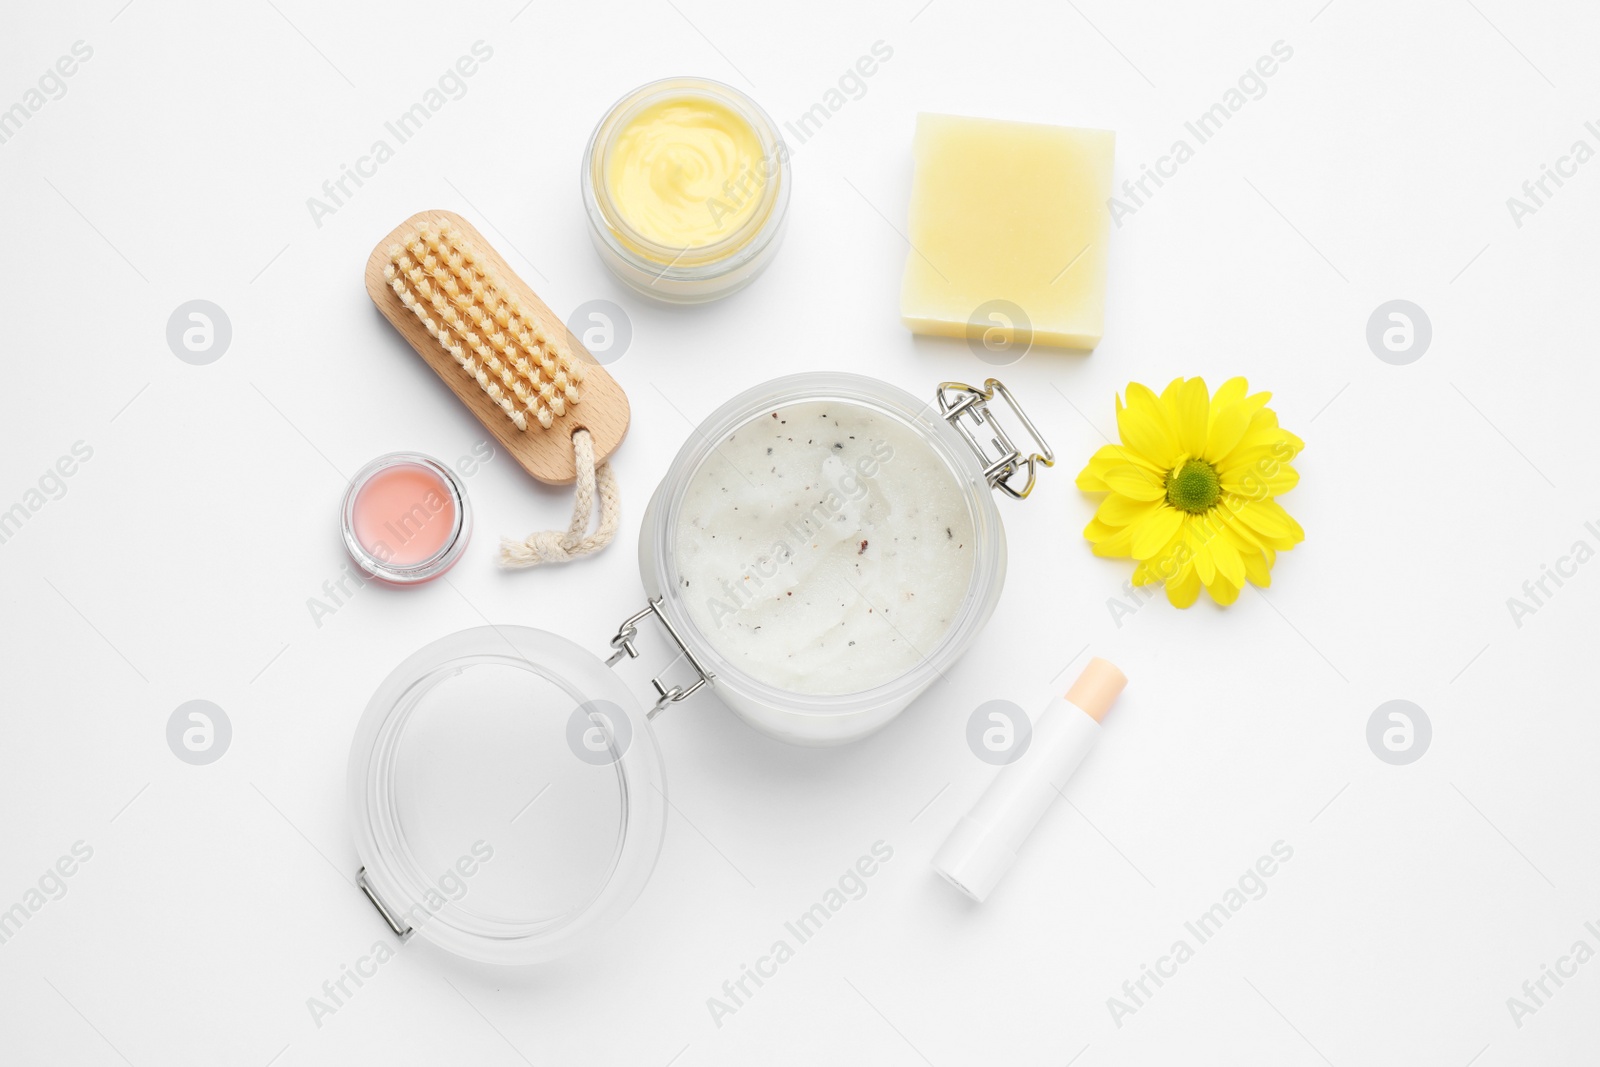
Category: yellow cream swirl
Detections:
[{"x1": 606, "y1": 96, "x2": 764, "y2": 249}]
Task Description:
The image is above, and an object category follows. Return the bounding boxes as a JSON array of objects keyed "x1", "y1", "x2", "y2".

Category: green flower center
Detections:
[{"x1": 1166, "y1": 456, "x2": 1220, "y2": 513}]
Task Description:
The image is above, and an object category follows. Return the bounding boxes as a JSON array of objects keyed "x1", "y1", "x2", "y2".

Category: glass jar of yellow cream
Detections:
[{"x1": 582, "y1": 77, "x2": 791, "y2": 304}]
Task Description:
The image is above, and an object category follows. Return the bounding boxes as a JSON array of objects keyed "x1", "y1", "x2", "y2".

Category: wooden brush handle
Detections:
[{"x1": 365, "y1": 209, "x2": 629, "y2": 485}]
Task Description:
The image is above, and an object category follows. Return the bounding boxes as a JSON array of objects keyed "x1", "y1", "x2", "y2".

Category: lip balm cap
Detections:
[{"x1": 1066, "y1": 657, "x2": 1126, "y2": 723}]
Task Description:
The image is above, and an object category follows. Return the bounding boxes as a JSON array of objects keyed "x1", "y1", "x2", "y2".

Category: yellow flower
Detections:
[{"x1": 1076, "y1": 377, "x2": 1305, "y2": 607}]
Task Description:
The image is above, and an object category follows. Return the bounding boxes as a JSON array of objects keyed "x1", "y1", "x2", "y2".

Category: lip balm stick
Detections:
[{"x1": 932, "y1": 658, "x2": 1126, "y2": 902}]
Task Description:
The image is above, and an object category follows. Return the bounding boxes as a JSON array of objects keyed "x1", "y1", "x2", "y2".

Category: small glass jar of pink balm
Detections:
[{"x1": 341, "y1": 453, "x2": 471, "y2": 584}]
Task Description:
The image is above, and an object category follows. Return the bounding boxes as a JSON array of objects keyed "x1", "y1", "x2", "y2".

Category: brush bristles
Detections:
[{"x1": 385, "y1": 223, "x2": 583, "y2": 431}]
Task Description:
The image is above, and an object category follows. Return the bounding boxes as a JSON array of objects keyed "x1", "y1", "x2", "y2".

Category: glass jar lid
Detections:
[{"x1": 346, "y1": 626, "x2": 666, "y2": 965}]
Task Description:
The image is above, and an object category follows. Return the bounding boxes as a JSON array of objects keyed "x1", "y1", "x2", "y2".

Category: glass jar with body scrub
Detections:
[
  {"x1": 582, "y1": 77, "x2": 791, "y2": 303},
  {"x1": 343, "y1": 374, "x2": 1050, "y2": 966},
  {"x1": 630, "y1": 373, "x2": 1054, "y2": 744}
]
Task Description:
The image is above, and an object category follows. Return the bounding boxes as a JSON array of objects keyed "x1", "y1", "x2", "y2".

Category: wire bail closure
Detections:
[
  {"x1": 937, "y1": 378, "x2": 1055, "y2": 499},
  {"x1": 606, "y1": 598, "x2": 714, "y2": 717}
]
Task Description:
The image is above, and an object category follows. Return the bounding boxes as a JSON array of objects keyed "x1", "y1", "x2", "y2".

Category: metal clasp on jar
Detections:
[
  {"x1": 606, "y1": 597, "x2": 714, "y2": 717},
  {"x1": 937, "y1": 378, "x2": 1055, "y2": 499}
]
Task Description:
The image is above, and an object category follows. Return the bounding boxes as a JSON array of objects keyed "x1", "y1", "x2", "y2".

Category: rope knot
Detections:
[{"x1": 498, "y1": 428, "x2": 619, "y2": 568}]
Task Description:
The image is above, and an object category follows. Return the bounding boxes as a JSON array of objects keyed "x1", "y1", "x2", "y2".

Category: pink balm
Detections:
[
  {"x1": 354, "y1": 464, "x2": 454, "y2": 565},
  {"x1": 342, "y1": 453, "x2": 471, "y2": 583}
]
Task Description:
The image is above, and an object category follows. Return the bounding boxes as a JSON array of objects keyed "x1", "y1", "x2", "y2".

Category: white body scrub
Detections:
[{"x1": 673, "y1": 400, "x2": 976, "y2": 695}]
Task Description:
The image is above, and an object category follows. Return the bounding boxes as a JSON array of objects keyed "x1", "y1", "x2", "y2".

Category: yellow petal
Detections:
[
  {"x1": 1117, "y1": 383, "x2": 1180, "y2": 468},
  {"x1": 1232, "y1": 499, "x2": 1290, "y2": 539},
  {"x1": 1263, "y1": 464, "x2": 1299, "y2": 495},
  {"x1": 1091, "y1": 533, "x2": 1135, "y2": 558},
  {"x1": 1235, "y1": 502, "x2": 1303, "y2": 551},
  {"x1": 1241, "y1": 548, "x2": 1272, "y2": 587},
  {"x1": 1083, "y1": 518, "x2": 1118, "y2": 542},
  {"x1": 1097, "y1": 494, "x2": 1162, "y2": 527},
  {"x1": 1206, "y1": 571, "x2": 1242, "y2": 606},
  {"x1": 1213, "y1": 411, "x2": 1275, "y2": 465},
  {"x1": 1205, "y1": 402, "x2": 1252, "y2": 463},
  {"x1": 1193, "y1": 538, "x2": 1216, "y2": 584},
  {"x1": 1208, "y1": 526, "x2": 1247, "y2": 588},
  {"x1": 1222, "y1": 462, "x2": 1299, "y2": 498},
  {"x1": 1085, "y1": 519, "x2": 1136, "y2": 558},
  {"x1": 1159, "y1": 378, "x2": 1183, "y2": 417},
  {"x1": 1173, "y1": 377, "x2": 1210, "y2": 456},
  {"x1": 1146, "y1": 536, "x2": 1191, "y2": 581},
  {"x1": 1221, "y1": 519, "x2": 1265, "y2": 555},
  {"x1": 1103, "y1": 465, "x2": 1167, "y2": 501},
  {"x1": 1276, "y1": 518, "x2": 1306, "y2": 542},
  {"x1": 1144, "y1": 518, "x2": 1193, "y2": 578},
  {"x1": 1166, "y1": 562, "x2": 1202, "y2": 608},
  {"x1": 1215, "y1": 441, "x2": 1292, "y2": 476},
  {"x1": 1257, "y1": 500, "x2": 1305, "y2": 543},
  {"x1": 1078, "y1": 443, "x2": 1159, "y2": 490},
  {"x1": 1131, "y1": 506, "x2": 1184, "y2": 560},
  {"x1": 1207, "y1": 378, "x2": 1249, "y2": 427},
  {"x1": 1232, "y1": 424, "x2": 1305, "y2": 460}
]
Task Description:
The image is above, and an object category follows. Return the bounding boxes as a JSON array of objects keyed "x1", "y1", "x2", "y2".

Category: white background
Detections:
[{"x1": 2, "y1": 0, "x2": 1597, "y2": 1064}]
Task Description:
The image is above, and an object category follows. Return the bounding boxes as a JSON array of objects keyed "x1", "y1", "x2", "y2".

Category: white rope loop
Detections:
[{"x1": 498, "y1": 428, "x2": 619, "y2": 567}]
